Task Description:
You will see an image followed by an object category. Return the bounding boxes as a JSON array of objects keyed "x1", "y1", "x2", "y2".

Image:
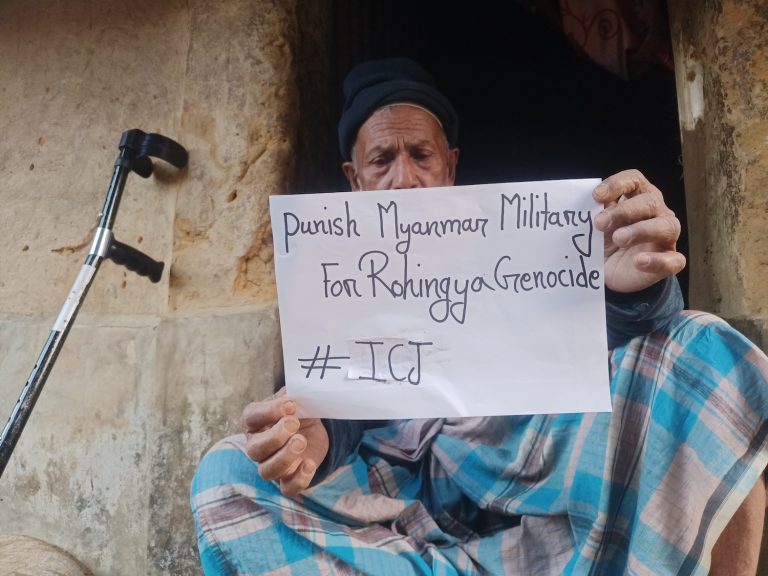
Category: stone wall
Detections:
[
  {"x1": 669, "y1": 0, "x2": 768, "y2": 351},
  {"x1": 0, "y1": 1, "x2": 299, "y2": 573},
  {"x1": 669, "y1": 2, "x2": 768, "y2": 570}
]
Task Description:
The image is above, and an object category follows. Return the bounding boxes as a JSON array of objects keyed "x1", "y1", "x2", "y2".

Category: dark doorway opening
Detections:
[{"x1": 296, "y1": 0, "x2": 688, "y2": 302}]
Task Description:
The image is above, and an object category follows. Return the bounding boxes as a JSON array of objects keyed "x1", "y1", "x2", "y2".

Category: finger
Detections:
[
  {"x1": 244, "y1": 415, "x2": 301, "y2": 462},
  {"x1": 595, "y1": 189, "x2": 669, "y2": 232},
  {"x1": 279, "y1": 459, "x2": 318, "y2": 497},
  {"x1": 258, "y1": 434, "x2": 308, "y2": 481},
  {"x1": 241, "y1": 396, "x2": 297, "y2": 434},
  {"x1": 299, "y1": 424, "x2": 329, "y2": 470},
  {"x1": 611, "y1": 214, "x2": 681, "y2": 248},
  {"x1": 593, "y1": 169, "x2": 651, "y2": 204},
  {"x1": 633, "y1": 251, "x2": 687, "y2": 278}
]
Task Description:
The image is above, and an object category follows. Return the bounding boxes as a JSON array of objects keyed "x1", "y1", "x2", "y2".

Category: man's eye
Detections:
[
  {"x1": 411, "y1": 150, "x2": 431, "y2": 161},
  {"x1": 371, "y1": 156, "x2": 390, "y2": 166}
]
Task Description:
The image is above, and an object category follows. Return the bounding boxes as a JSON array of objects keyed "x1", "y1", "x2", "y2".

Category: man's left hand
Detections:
[{"x1": 593, "y1": 169, "x2": 686, "y2": 293}]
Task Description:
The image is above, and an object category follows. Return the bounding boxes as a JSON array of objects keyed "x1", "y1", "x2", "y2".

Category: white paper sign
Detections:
[{"x1": 270, "y1": 180, "x2": 611, "y2": 419}]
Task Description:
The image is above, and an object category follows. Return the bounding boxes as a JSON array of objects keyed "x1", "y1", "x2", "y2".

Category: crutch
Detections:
[{"x1": 0, "y1": 129, "x2": 188, "y2": 479}]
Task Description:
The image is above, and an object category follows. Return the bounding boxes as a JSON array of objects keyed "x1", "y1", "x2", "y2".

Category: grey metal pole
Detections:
[{"x1": 0, "y1": 130, "x2": 187, "y2": 479}]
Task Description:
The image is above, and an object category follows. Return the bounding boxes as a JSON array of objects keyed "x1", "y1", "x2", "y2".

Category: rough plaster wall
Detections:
[
  {"x1": 0, "y1": 1, "x2": 297, "y2": 574},
  {"x1": 0, "y1": 315, "x2": 160, "y2": 574},
  {"x1": 669, "y1": 0, "x2": 768, "y2": 351},
  {"x1": 172, "y1": 1, "x2": 297, "y2": 311},
  {"x1": 0, "y1": 1, "x2": 185, "y2": 316}
]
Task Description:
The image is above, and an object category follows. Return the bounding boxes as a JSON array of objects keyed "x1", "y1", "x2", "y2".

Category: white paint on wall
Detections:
[{"x1": 674, "y1": 34, "x2": 705, "y2": 131}]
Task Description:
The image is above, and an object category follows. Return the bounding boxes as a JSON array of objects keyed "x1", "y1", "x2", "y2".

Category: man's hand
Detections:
[
  {"x1": 593, "y1": 169, "x2": 686, "y2": 293},
  {"x1": 241, "y1": 390, "x2": 329, "y2": 496}
]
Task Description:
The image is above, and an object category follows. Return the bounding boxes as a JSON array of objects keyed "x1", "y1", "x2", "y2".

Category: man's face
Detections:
[{"x1": 342, "y1": 105, "x2": 459, "y2": 191}]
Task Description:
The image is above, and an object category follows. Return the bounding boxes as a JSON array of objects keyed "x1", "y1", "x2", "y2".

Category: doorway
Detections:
[{"x1": 296, "y1": 0, "x2": 688, "y2": 301}]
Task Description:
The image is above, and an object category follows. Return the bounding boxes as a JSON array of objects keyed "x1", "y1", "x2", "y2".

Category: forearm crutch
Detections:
[{"x1": 0, "y1": 129, "x2": 188, "y2": 479}]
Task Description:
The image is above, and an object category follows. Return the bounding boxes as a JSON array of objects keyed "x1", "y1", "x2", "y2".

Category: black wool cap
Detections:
[{"x1": 338, "y1": 57, "x2": 459, "y2": 161}]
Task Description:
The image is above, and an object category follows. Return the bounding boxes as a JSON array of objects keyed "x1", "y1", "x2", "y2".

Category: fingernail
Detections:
[
  {"x1": 282, "y1": 400, "x2": 296, "y2": 415},
  {"x1": 290, "y1": 436, "x2": 306, "y2": 453},
  {"x1": 615, "y1": 228, "x2": 632, "y2": 245},
  {"x1": 302, "y1": 461, "x2": 316, "y2": 475},
  {"x1": 595, "y1": 212, "x2": 611, "y2": 230},
  {"x1": 284, "y1": 417, "x2": 300, "y2": 434},
  {"x1": 637, "y1": 254, "x2": 651, "y2": 267},
  {"x1": 593, "y1": 184, "x2": 606, "y2": 199}
]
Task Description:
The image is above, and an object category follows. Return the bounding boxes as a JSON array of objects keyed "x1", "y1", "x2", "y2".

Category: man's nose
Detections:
[{"x1": 391, "y1": 156, "x2": 419, "y2": 189}]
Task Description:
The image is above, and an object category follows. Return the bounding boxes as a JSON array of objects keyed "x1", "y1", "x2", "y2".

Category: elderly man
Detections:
[{"x1": 191, "y1": 59, "x2": 768, "y2": 575}]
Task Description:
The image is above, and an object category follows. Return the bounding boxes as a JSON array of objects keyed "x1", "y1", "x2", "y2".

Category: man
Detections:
[{"x1": 192, "y1": 58, "x2": 768, "y2": 575}]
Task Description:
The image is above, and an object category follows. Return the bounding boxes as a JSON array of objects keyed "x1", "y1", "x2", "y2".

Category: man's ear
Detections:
[
  {"x1": 447, "y1": 147, "x2": 460, "y2": 186},
  {"x1": 342, "y1": 161, "x2": 361, "y2": 191}
]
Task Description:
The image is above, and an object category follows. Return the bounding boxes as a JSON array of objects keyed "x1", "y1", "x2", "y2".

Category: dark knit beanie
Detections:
[{"x1": 338, "y1": 57, "x2": 459, "y2": 161}]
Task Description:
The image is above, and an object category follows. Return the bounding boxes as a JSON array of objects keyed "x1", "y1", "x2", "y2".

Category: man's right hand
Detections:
[{"x1": 241, "y1": 390, "x2": 329, "y2": 496}]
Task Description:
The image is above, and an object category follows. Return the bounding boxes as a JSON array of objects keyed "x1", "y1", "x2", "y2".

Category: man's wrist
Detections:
[{"x1": 605, "y1": 279, "x2": 666, "y2": 305}]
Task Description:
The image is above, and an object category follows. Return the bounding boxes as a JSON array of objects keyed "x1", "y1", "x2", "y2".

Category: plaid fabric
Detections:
[{"x1": 191, "y1": 312, "x2": 768, "y2": 575}]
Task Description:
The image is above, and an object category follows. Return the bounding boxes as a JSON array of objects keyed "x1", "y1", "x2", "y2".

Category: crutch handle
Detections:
[
  {"x1": 119, "y1": 129, "x2": 189, "y2": 177},
  {"x1": 108, "y1": 239, "x2": 165, "y2": 283}
]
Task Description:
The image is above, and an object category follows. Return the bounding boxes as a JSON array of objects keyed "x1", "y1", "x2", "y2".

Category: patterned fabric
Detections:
[
  {"x1": 558, "y1": 0, "x2": 674, "y2": 79},
  {"x1": 191, "y1": 312, "x2": 768, "y2": 575},
  {"x1": 314, "y1": 277, "x2": 686, "y2": 485}
]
